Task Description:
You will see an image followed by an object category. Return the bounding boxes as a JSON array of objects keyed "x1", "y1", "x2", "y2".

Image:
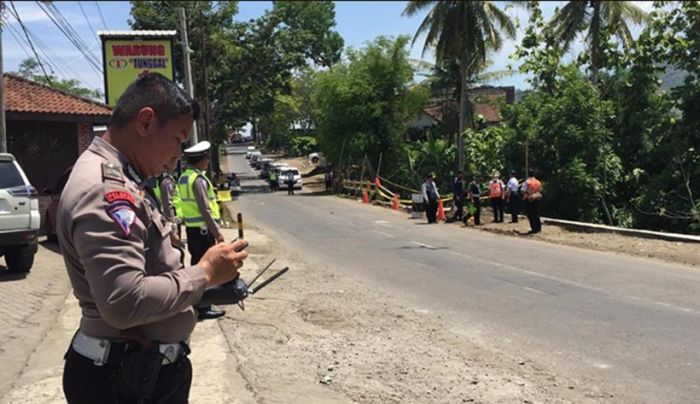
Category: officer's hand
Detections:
[
  {"x1": 199, "y1": 239, "x2": 249, "y2": 287},
  {"x1": 216, "y1": 233, "x2": 225, "y2": 244}
]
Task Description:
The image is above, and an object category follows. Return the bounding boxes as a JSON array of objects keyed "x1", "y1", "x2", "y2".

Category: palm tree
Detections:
[
  {"x1": 403, "y1": 1, "x2": 516, "y2": 172},
  {"x1": 547, "y1": 1, "x2": 647, "y2": 83}
]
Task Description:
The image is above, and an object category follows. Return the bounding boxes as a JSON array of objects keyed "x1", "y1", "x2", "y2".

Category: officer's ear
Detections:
[{"x1": 134, "y1": 107, "x2": 156, "y2": 138}]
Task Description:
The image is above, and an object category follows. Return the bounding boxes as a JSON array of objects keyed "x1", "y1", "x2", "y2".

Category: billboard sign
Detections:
[{"x1": 99, "y1": 31, "x2": 177, "y2": 106}]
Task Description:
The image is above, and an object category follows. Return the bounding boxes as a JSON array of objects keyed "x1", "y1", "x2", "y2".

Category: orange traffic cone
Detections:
[
  {"x1": 362, "y1": 189, "x2": 369, "y2": 204},
  {"x1": 392, "y1": 194, "x2": 400, "y2": 210},
  {"x1": 437, "y1": 199, "x2": 446, "y2": 221}
]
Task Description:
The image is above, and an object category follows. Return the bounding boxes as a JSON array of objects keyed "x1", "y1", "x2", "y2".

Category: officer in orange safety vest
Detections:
[
  {"x1": 521, "y1": 168, "x2": 543, "y2": 234},
  {"x1": 488, "y1": 171, "x2": 505, "y2": 223}
]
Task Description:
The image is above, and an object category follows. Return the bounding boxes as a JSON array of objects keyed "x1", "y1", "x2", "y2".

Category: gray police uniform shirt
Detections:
[
  {"x1": 158, "y1": 174, "x2": 176, "y2": 223},
  {"x1": 57, "y1": 136, "x2": 208, "y2": 343},
  {"x1": 192, "y1": 175, "x2": 221, "y2": 238}
]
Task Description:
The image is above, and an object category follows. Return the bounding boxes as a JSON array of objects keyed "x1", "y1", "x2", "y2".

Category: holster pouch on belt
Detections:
[{"x1": 112, "y1": 343, "x2": 163, "y2": 403}]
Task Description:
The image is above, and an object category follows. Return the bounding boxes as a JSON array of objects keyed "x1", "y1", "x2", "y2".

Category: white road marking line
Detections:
[
  {"x1": 373, "y1": 220, "x2": 389, "y2": 224},
  {"x1": 446, "y1": 250, "x2": 700, "y2": 316},
  {"x1": 411, "y1": 241, "x2": 436, "y2": 249},
  {"x1": 522, "y1": 286, "x2": 548, "y2": 296},
  {"x1": 372, "y1": 230, "x2": 396, "y2": 238},
  {"x1": 626, "y1": 295, "x2": 700, "y2": 315},
  {"x1": 593, "y1": 362, "x2": 612, "y2": 369}
]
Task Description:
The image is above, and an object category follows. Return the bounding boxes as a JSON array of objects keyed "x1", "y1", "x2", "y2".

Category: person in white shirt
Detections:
[
  {"x1": 506, "y1": 170, "x2": 520, "y2": 223},
  {"x1": 421, "y1": 173, "x2": 440, "y2": 224}
]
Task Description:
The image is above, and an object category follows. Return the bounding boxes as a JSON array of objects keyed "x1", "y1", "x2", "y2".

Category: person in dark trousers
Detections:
[
  {"x1": 285, "y1": 170, "x2": 295, "y2": 195},
  {"x1": 488, "y1": 171, "x2": 505, "y2": 223},
  {"x1": 325, "y1": 170, "x2": 334, "y2": 192},
  {"x1": 421, "y1": 173, "x2": 440, "y2": 224},
  {"x1": 467, "y1": 175, "x2": 482, "y2": 225},
  {"x1": 268, "y1": 169, "x2": 278, "y2": 192},
  {"x1": 451, "y1": 171, "x2": 465, "y2": 222},
  {"x1": 521, "y1": 168, "x2": 543, "y2": 234},
  {"x1": 178, "y1": 141, "x2": 227, "y2": 320},
  {"x1": 506, "y1": 170, "x2": 520, "y2": 223},
  {"x1": 58, "y1": 73, "x2": 248, "y2": 404}
]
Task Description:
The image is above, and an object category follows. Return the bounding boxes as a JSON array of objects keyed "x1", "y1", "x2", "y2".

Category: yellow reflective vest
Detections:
[{"x1": 177, "y1": 168, "x2": 221, "y2": 228}]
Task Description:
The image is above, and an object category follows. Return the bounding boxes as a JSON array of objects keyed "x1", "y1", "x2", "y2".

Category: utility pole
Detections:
[
  {"x1": 0, "y1": 0, "x2": 7, "y2": 153},
  {"x1": 178, "y1": 7, "x2": 198, "y2": 145},
  {"x1": 199, "y1": 10, "x2": 210, "y2": 142}
]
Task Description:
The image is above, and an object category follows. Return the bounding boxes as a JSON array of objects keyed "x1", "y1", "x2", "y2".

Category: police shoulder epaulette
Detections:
[{"x1": 101, "y1": 163, "x2": 126, "y2": 184}]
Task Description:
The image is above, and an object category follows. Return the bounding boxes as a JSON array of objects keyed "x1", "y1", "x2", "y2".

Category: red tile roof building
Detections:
[
  {"x1": 3, "y1": 74, "x2": 112, "y2": 230},
  {"x1": 4, "y1": 74, "x2": 112, "y2": 117}
]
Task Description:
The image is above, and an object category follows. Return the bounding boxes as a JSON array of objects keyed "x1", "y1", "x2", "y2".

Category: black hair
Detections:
[
  {"x1": 109, "y1": 73, "x2": 200, "y2": 129},
  {"x1": 187, "y1": 154, "x2": 209, "y2": 165},
  {"x1": 528, "y1": 168, "x2": 536, "y2": 177}
]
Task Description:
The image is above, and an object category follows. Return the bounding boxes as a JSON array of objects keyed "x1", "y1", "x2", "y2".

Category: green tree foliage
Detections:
[
  {"x1": 207, "y1": 2, "x2": 343, "y2": 145},
  {"x1": 501, "y1": 65, "x2": 622, "y2": 223},
  {"x1": 512, "y1": 1, "x2": 563, "y2": 93},
  {"x1": 313, "y1": 36, "x2": 428, "y2": 182},
  {"x1": 129, "y1": 0, "x2": 343, "y2": 170},
  {"x1": 271, "y1": 1, "x2": 343, "y2": 68},
  {"x1": 616, "y1": 1, "x2": 700, "y2": 231},
  {"x1": 129, "y1": 1, "x2": 238, "y2": 88},
  {"x1": 290, "y1": 136, "x2": 318, "y2": 157},
  {"x1": 257, "y1": 68, "x2": 317, "y2": 153},
  {"x1": 15, "y1": 58, "x2": 102, "y2": 100},
  {"x1": 403, "y1": 1, "x2": 516, "y2": 171},
  {"x1": 546, "y1": 0, "x2": 647, "y2": 82}
]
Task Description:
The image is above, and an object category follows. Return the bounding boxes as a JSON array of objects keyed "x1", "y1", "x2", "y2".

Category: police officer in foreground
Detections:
[
  {"x1": 58, "y1": 73, "x2": 249, "y2": 404},
  {"x1": 178, "y1": 141, "x2": 227, "y2": 320}
]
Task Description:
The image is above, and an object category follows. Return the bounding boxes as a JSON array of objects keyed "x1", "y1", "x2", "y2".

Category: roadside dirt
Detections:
[
  {"x1": 477, "y1": 220, "x2": 700, "y2": 268},
  {"x1": 217, "y1": 223, "x2": 609, "y2": 404}
]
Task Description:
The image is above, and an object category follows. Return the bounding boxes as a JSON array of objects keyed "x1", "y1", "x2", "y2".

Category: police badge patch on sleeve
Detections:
[
  {"x1": 107, "y1": 202, "x2": 137, "y2": 237},
  {"x1": 104, "y1": 191, "x2": 137, "y2": 237}
]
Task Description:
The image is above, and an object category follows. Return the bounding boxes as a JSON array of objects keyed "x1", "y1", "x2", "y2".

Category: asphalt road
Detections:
[{"x1": 224, "y1": 145, "x2": 700, "y2": 403}]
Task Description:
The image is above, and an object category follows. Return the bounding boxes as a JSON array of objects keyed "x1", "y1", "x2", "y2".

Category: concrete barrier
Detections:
[{"x1": 542, "y1": 217, "x2": 700, "y2": 244}]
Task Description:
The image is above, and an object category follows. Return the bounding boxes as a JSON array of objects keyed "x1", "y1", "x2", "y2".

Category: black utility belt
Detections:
[{"x1": 71, "y1": 330, "x2": 189, "y2": 367}]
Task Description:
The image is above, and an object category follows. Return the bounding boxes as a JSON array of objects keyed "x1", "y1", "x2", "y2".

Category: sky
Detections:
[{"x1": 1, "y1": 1, "x2": 657, "y2": 97}]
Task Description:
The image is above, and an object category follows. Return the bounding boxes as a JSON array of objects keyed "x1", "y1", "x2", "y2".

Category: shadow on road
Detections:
[
  {"x1": 297, "y1": 190, "x2": 334, "y2": 197},
  {"x1": 0, "y1": 268, "x2": 28, "y2": 282},
  {"x1": 40, "y1": 239, "x2": 62, "y2": 254},
  {"x1": 241, "y1": 185, "x2": 275, "y2": 194}
]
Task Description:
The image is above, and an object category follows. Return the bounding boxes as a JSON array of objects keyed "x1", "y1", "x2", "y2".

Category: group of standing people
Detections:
[{"x1": 424, "y1": 169, "x2": 542, "y2": 234}]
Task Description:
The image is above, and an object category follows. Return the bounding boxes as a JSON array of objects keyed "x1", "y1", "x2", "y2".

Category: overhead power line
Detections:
[
  {"x1": 34, "y1": 1, "x2": 103, "y2": 75},
  {"x1": 95, "y1": 1, "x2": 108, "y2": 30},
  {"x1": 78, "y1": 1, "x2": 100, "y2": 44},
  {"x1": 46, "y1": 2, "x2": 101, "y2": 67},
  {"x1": 8, "y1": 1, "x2": 54, "y2": 85}
]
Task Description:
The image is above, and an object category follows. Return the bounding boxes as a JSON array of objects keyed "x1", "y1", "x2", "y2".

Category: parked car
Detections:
[
  {"x1": 259, "y1": 159, "x2": 276, "y2": 178},
  {"x1": 253, "y1": 156, "x2": 271, "y2": 170},
  {"x1": 245, "y1": 147, "x2": 257, "y2": 159},
  {"x1": 43, "y1": 167, "x2": 72, "y2": 242},
  {"x1": 0, "y1": 153, "x2": 40, "y2": 273},
  {"x1": 278, "y1": 167, "x2": 303, "y2": 190},
  {"x1": 249, "y1": 151, "x2": 262, "y2": 165}
]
